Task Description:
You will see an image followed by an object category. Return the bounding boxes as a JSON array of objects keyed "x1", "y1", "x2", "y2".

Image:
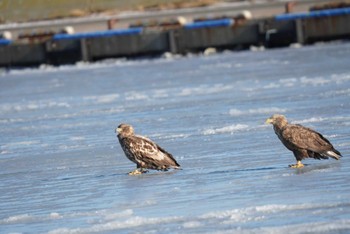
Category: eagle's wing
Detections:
[
  {"x1": 155, "y1": 144, "x2": 180, "y2": 167},
  {"x1": 128, "y1": 135, "x2": 179, "y2": 169},
  {"x1": 282, "y1": 124, "x2": 334, "y2": 153}
]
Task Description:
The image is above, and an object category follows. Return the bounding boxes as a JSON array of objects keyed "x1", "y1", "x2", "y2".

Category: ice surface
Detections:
[{"x1": 1, "y1": 42, "x2": 350, "y2": 233}]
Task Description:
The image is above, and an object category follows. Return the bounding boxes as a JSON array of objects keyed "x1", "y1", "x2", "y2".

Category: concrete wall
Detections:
[
  {"x1": 87, "y1": 31, "x2": 170, "y2": 60},
  {"x1": 0, "y1": 44, "x2": 46, "y2": 67},
  {"x1": 303, "y1": 14, "x2": 350, "y2": 43},
  {"x1": 1, "y1": 11, "x2": 350, "y2": 68},
  {"x1": 174, "y1": 22, "x2": 260, "y2": 53},
  {"x1": 46, "y1": 39, "x2": 82, "y2": 65}
]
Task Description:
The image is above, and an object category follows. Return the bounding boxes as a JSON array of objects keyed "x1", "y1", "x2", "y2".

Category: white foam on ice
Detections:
[
  {"x1": 69, "y1": 136, "x2": 85, "y2": 141},
  {"x1": 0, "y1": 118, "x2": 25, "y2": 124},
  {"x1": 331, "y1": 73, "x2": 350, "y2": 84},
  {"x1": 323, "y1": 88, "x2": 350, "y2": 97},
  {"x1": 48, "y1": 215, "x2": 183, "y2": 234},
  {"x1": 125, "y1": 91, "x2": 149, "y2": 101},
  {"x1": 0, "y1": 209, "x2": 134, "y2": 226},
  {"x1": 83, "y1": 94, "x2": 119, "y2": 104},
  {"x1": 263, "y1": 78, "x2": 298, "y2": 89},
  {"x1": 153, "y1": 133, "x2": 191, "y2": 140},
  {"x1": 300, "y1": 76, "x2": 330, "y2": 86},
  {"x1": 178, "y1": 84, "x2": 233, "y2": 96},
  {"x1": 2, "y1": 56, "x2": 180, "y2": 78},
  {"x1": 229, "y1": 107, "x2": 287, "y2": 117},
  {"x1": 265, "y1": 74, "x2": 350, "y2": 90},
  {"x1": 0, "y1": 214, "x2": 34, "y2": 224},
  {"x1": 1, "y1": 141, "x2": 41, "y2": 150},
  {"x1": 0, "y1": 101, "x2": 70, "y2": 113},
  {"x1": 263, "y1": 83, "x2": 281, "y2": 89},
  {"x1": 200, "y1": 202, "x2": 348, "y2": 222},
  {"x1": 5, "y1": 202, "x2": 349, "y2": 233},
  {"x1": 294, "y1": 117, "x2": 326, "y2": 124},
  {"x1": 152, "y1": 89, "x2": 169, "y2": 98},
  {"x1": 280, "y1": 78, "x2": 298, "y2": 87},
  {"x1": 203, "y1": 124, "x2": 249, "y2": 135},
  {"x1": 183, "y1": 221, "x2": 202, "y2": 228},
  {"x1": 211, "y1": 219, "x2": 350, "y2": 234}
]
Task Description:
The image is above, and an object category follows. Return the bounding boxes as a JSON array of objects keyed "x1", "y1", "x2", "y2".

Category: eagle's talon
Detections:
[
  {"x1": 289, "y1": 161, "x2": 304, "y2": 168},
  {"x1": 128, "y1": 168, "x2": 148, "y2": 175},
  {"x1": 128, "y1": 169, "x2": 142, "y2": 175}
]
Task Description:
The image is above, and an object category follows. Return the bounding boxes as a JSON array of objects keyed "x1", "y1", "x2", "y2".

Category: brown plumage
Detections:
[
  {"x1": 115, "y1": 123, "x2": 180, "y2": 175},
  {"x1": 266, "y1": 114, "x2": 342, "y2": 168}
]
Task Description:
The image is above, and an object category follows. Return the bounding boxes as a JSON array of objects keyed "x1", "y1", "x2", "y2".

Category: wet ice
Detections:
[{"x1": 1, "y1": 42, "x2": 350, "y2": 233}]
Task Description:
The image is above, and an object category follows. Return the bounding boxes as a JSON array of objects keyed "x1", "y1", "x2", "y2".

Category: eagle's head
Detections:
[
  {"x1": 116, "y1": 123, "x2": 135, "y2": 137},
  {"x1": 265, "y1": 114, "x2": 288, "y2": 126}
]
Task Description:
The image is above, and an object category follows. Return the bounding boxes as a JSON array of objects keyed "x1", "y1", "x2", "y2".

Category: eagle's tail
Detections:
[
  {"x1": 163, "y1": 155, "x2": 181, "y2": 170},
  {"x1": 169, "y1": 161, "x2": 181, "y2": 170},
  {"x1": 324, "y1": 149, "x2": 342, "y2": 160},
  {"x1": 161, "y1": 165, "x2": 181, "y2": 171}
]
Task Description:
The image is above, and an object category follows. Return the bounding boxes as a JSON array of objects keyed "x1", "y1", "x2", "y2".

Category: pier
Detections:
[{"x1": 1, "y1": 6, "x2": 350, "y2": 68}]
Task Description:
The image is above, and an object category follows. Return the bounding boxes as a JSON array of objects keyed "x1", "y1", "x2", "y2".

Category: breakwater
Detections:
[{"x1": 1, "y1": 7, "x2": 350, "y2": 68}]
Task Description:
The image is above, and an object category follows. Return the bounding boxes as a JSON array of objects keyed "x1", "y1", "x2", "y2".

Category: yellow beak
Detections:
[
  {"x1": 116, "y1": 127, "x2": 121, "y2": 133},
  {"x1": 265, "y1": 118, "x2": 273, "y2": 124}
]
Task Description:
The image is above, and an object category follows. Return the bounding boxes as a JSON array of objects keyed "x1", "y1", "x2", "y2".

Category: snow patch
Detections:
[
  {"x1": 300, "y1": 76, "x2": 329, "y2": 86},
  {"x1": 183, "y1": 221, "x2": 202, "y2": 228},
  {"x1": 0, "y1": 101, "x2": 70, "y2": 113},
  {"x1": 69, "y1": 136, "x2": 85, "y2": 141},
  {"x1": 1, "y1": 214, "x2": 34, "y2": 224},
  {"x1": 294, "y1": 117, "x2": 326, "y2": 124},
  {"x1": 178, "y1": 84, "x2": 233, "y2": 96},
  {"x1": 48, "y1": 216, "x2": 183, "y2": 234},
  {"x1": 125, "y1": 92, "x2": 149, "y2": 101},
  {"x1": 83, "y1": 94, "x2": 119, "y2": 104},
  {"x1": 1, "y1": 141, "x2": 40, "y2": 150},
  {"x1": 203, "y1": 124, "x2": 249, "y2": 135},
  {"x1": 229, "y1": 107, "x2": 287, "y2": 116}
]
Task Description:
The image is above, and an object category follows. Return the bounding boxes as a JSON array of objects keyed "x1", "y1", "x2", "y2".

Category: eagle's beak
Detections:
[
  {"x1": 265, "y1": 118, "x2": 273, "y2": 124},
  {"x1": 116, "y1": 127, "x2": 121, "y2": 133}
]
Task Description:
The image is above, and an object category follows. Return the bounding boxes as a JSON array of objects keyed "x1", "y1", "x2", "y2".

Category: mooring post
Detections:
[
  {"x1": 80, "y1": 38, "x2": 89, "y2": 62},
  {"x1": 168, "y1": 30, "x2": 178, "y2": 54},
  {"x1": 295, "y1": 19, "x2": 304, "y2": 44}
]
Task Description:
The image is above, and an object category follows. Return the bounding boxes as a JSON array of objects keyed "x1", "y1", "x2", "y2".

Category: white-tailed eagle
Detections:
[
  {"x1": 116, "y1": 123, "x2": 180, "y2": 175},
  {"x1": 266, "y1": 114, "x2": 342, "y2": 168}
]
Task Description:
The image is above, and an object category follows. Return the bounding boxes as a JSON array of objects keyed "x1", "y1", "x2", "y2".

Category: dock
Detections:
[{"x1": 1, "y1": 6, "x2": 350, "y2": 68}]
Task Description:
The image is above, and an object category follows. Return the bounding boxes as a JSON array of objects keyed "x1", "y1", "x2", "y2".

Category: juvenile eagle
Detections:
[
  {"x1": 116, "y1": 123, "x2": 180, "y2": 175},
  {"x1": 266, "y1": 114, "x2": 342, "y2": 168}
]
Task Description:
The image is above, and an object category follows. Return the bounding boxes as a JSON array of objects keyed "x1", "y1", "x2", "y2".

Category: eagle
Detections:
[
  {"x1": 115, "y1": 123, "x2": 180, "y2": 175},
  {"x1": 266, "y1": 114, "x2": 342, "y2": 168}
]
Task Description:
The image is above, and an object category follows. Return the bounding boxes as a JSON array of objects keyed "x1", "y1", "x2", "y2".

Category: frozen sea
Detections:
[{"x1": 1, "y1": 42, "x2": 350, "y2": 234}]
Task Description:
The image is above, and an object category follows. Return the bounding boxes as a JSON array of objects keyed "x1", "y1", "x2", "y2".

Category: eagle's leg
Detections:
[
  {"x1": 289, "y1": 160, "x2": 304, "y2": 168},
  {"x1": 290, "y1": 151, "x2": 306, "y2": 168},
  {"x1": 128, "y1": 165, "x2": 148, "y2": 175}
]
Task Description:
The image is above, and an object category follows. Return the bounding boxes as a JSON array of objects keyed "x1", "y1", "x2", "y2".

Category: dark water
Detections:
[{"x1": 1, "y1": 42, "x2": 350, "y2": 233}]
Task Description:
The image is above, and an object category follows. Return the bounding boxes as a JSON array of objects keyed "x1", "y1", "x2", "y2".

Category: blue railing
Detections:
[
  {"x1": 184, "y1": 18, "x2": 234, "y2": 29},
  {"x1": 53, "y1": 27, "x2": 143, "y2": 40},
  {"x1": 276, "y1": 7, "x2": 350, "y2": 21},
  {"x1": 0, "y1": 39, "x2": 11, "y2": 45}
]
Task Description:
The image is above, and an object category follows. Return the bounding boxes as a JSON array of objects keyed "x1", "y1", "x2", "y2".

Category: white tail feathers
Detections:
[{"x1": 326, "y1": 151, "x2": 342, "y2": 160}]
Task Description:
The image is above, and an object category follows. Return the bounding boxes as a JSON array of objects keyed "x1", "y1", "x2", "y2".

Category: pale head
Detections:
[
  {"x1": 116, "y1": 123, "x2": 134, "y2": 136},
  {"x1": 265, "y1": 114, "x2": 288, "y2": 125}
]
